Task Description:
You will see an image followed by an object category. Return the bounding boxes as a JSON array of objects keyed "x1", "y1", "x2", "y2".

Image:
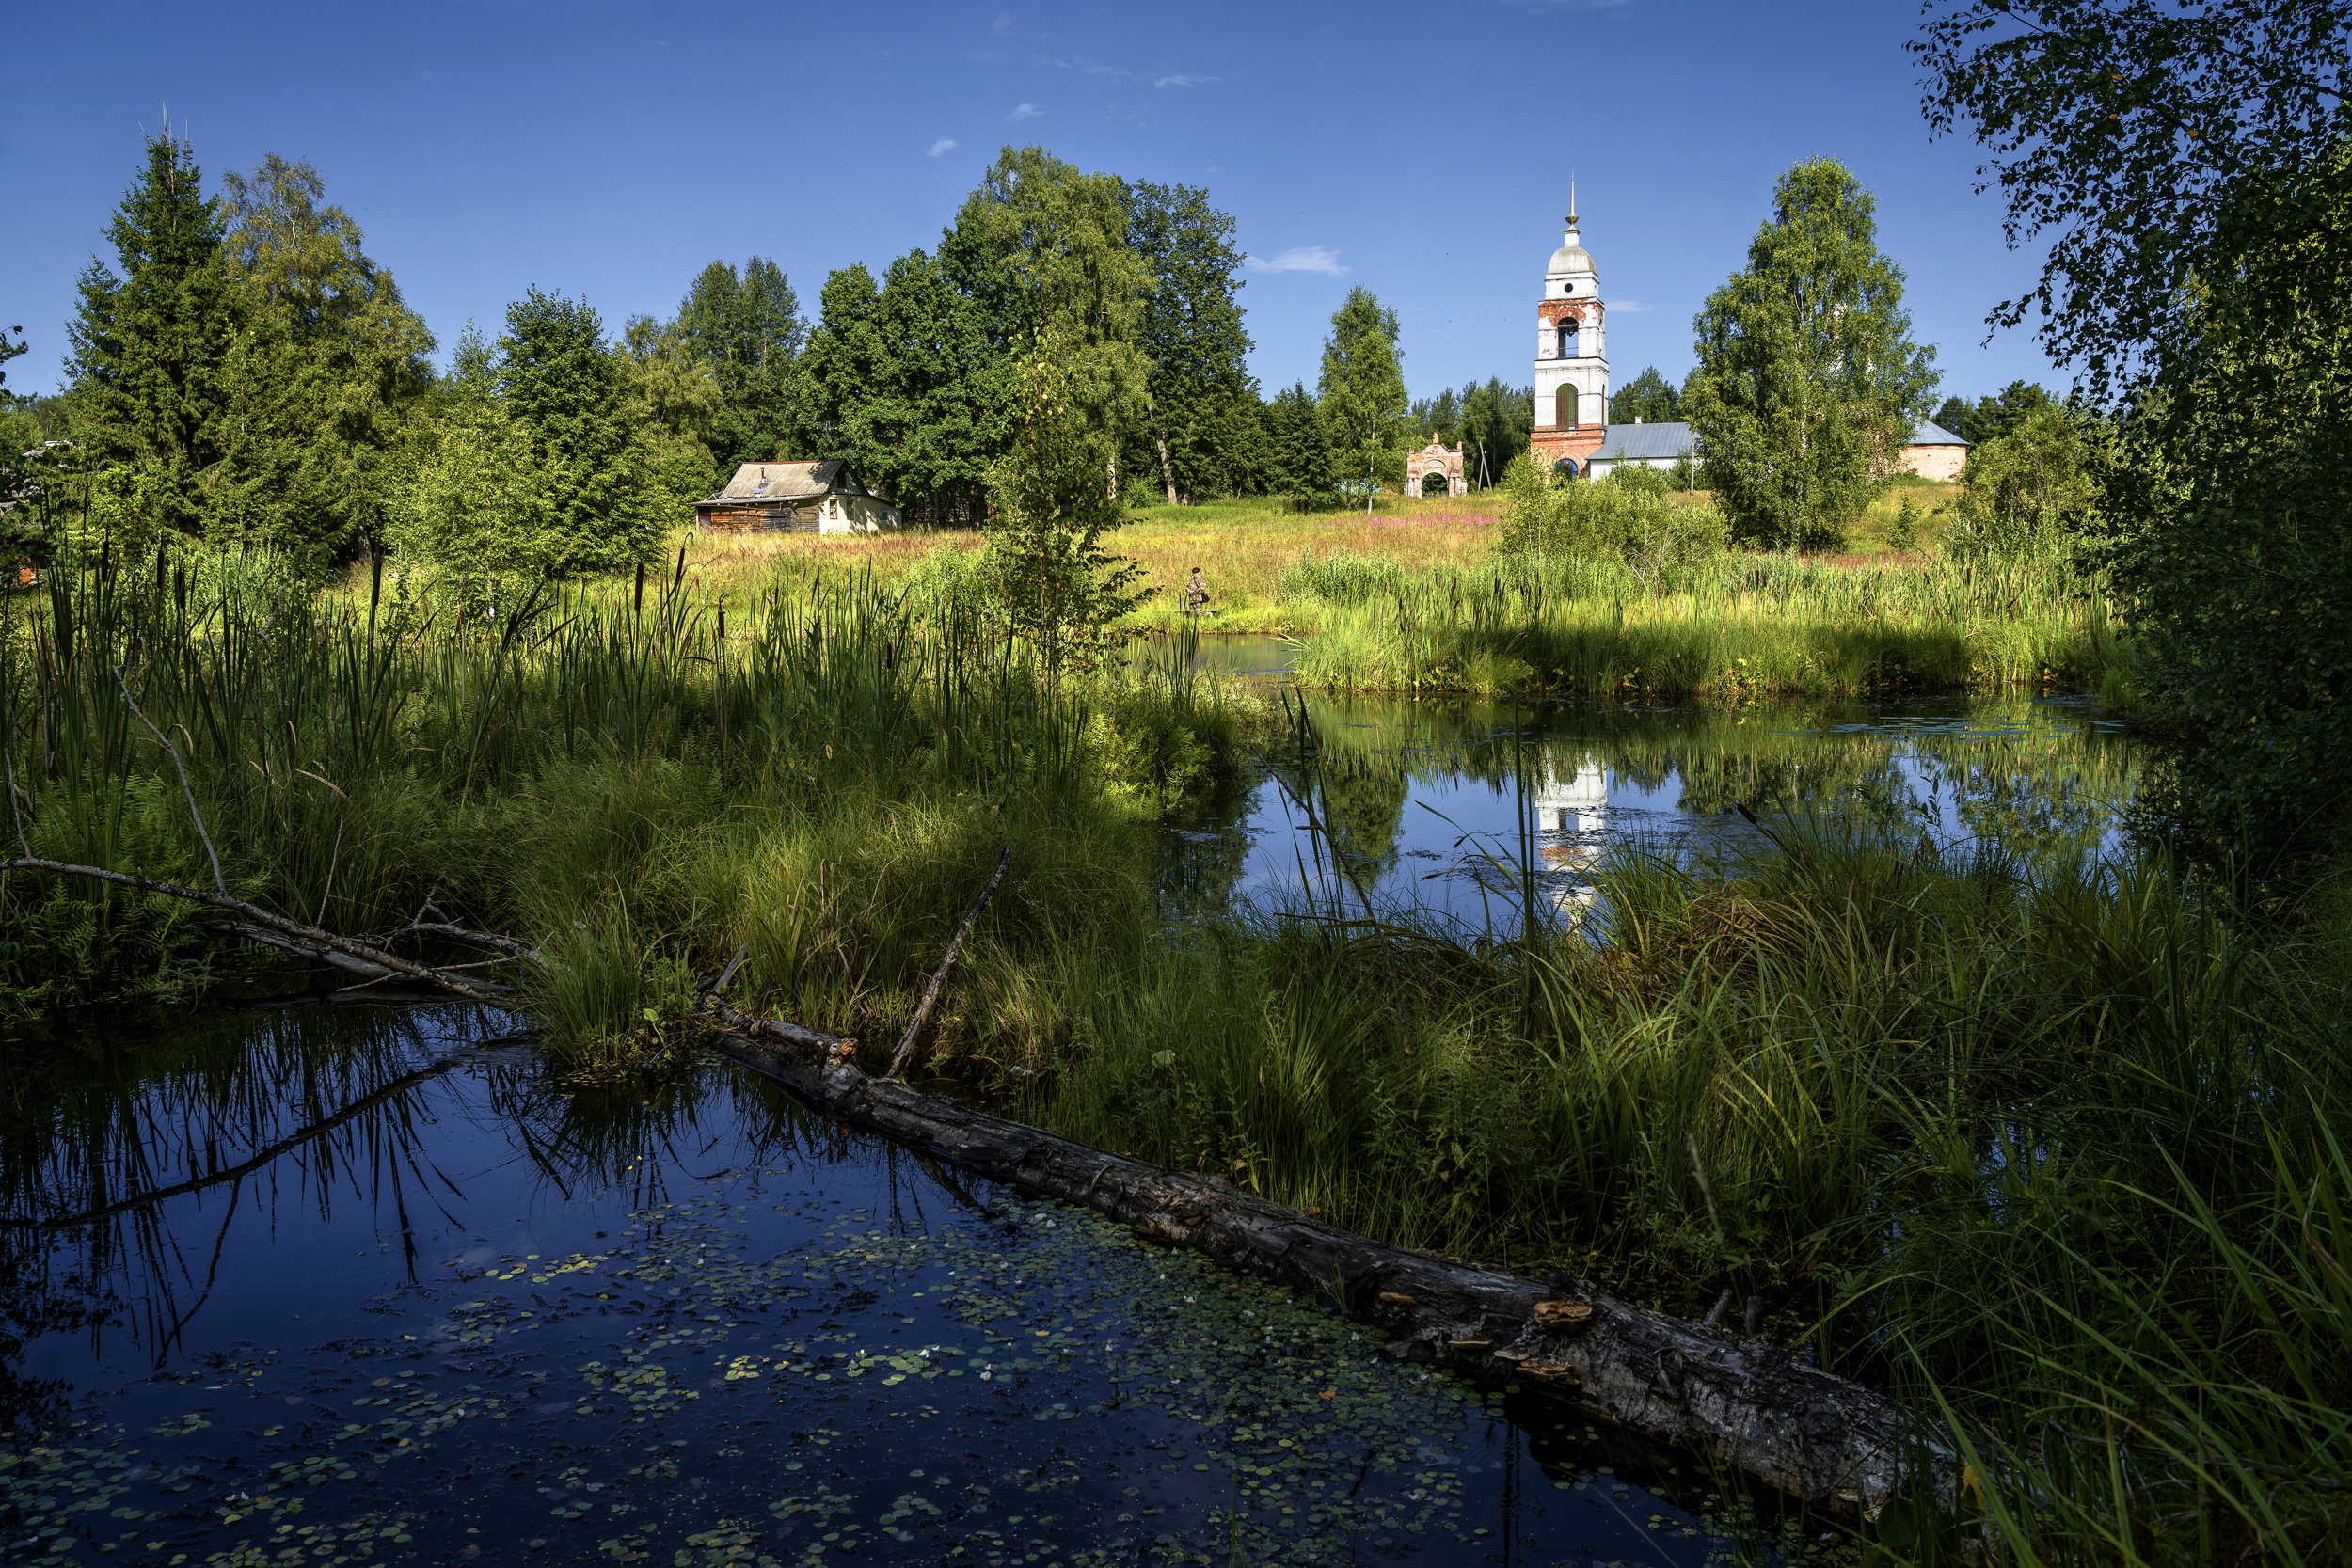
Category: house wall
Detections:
[
  {"x1": 816, "y1": 496, "x2": 904, "y2": 535},
  {"x1": 696, "y1": 502, "x2": 818, "y2": 534},
  {"x1": 1584, "y1": 453, "x2": 1686, "y2": 479},
  {"x1": 1901, "y1": 443, "x2": 1967, "y2": 482}
]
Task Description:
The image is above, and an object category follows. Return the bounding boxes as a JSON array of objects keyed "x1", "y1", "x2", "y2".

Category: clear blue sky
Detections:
[{"x1": 4, "y1": 0, "x2": 2059, "y2": 411}]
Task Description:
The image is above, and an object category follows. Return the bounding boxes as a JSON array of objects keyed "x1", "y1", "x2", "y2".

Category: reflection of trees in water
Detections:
[
  {"x1": 1275, "y1": 695, "x2": 2141, "y2": 879},
  {"x1": 0, "y1": 1006, "x2": 481, "y2": 1433},
  {"x1": 0, "y1": 1006, "x2": 948, "y2": 1439}
]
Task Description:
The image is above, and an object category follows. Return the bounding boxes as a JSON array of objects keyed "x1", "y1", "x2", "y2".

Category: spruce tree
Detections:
[
  {"x1": 1263, "y1": 383, "x2": 1336, "y2": 499},
  {"x1": 66, "y1": 135, "x2": 238, "y2": 539},
  {"x1": 1683, "y1": 159, "x2": 1938, "y2": 549},
  {"x1": 1317, "y1": 288, "x2": 1408, "y2": 510},
  {"x1": 496, "y1": 288, "x2": 660, "y2": 571}
]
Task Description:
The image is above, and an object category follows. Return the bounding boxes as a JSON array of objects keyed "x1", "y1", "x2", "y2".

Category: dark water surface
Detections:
[{"x1": 1, "y1": 1007, "x2": 1756, "y2": 1568}]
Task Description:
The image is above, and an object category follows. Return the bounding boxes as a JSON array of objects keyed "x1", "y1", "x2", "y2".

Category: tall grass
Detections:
[
  {"x1": 1279, "y1": 545, "x2": 2129, "y2": 697},
  {"x1": 0, "y1": 541, "x2": 1230, "y2": 1059}
]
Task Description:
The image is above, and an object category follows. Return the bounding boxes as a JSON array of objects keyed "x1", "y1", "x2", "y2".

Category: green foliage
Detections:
[
  {"x1": 1609, "y1": 364, "x2": 1680, "y2": 425},
  {"x1": 64, "y1": 134, "x2": 237, "y2": 540},
  {"x1": 205, "y1": 155, "x2": 436, "y2": 567},
  {"x1": 1316, "y1": 286, "x2": 1409, "y2": 508},
  {"x1": 1498, "y1": 454, "x2": 1727, "y2": 585},
  {"x1": 800, "y1": 253, "x2": 1009, "y2": 521},
  {"x1": 1932, "y1": 379, "x2": 2053, "y2": 447},
  {"x1": 673, "y1": 257, "x2": 803, "y2": 467},
  {"x1": 493, "y1": 288, "x2": 661, "y2": 572},
  {"x1": 1912, "y1": 0, "x2": 2352, "y2": 399},
  {"x1": 1947, "y1": 401, "x2": 2102, "y2": 561},
  {"x1": 982, "y1": 330, "x2": 1148, "y2": 679},
  {"x1": 1260, "y1": 382, "x2": 1336, "y2": 499},
  {"x1": 2103, "y1": 142, "x2": 2352, "y2": 860},
  {"x1": 1456, "y1": 379, "x2": 1534, "y2": 489},
  {"x1": 1684, "y1": 158, "x2": 1940, "y2": 550},
  {"x1": 1121, "y1": 180, "x2": 1261, "y2": 502},
  {"x1": 944, "y1": 147, "x2": 1152, "y2": 447},
  {"x1": 1409, "y1": 386, "x2": 1460, "y2": 445}
]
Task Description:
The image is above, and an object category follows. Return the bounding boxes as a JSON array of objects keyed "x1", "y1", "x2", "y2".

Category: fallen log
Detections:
[{"x1": 706, "y1": 1015, "x2": 1954, "y2": 1518}]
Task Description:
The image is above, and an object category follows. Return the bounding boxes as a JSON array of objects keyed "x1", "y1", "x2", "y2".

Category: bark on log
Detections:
[{"x1": 707, "y1": 1020, "x2": 1955, "y2": 1518}]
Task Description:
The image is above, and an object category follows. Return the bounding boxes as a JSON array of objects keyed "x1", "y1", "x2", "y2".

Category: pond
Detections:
[
  {"x1": 5, "y1": 681, "x2": 2142, "y2": 1567},
  {"x1": 2, "y1": 1008, "x2": 1779, "y2": 1568},
  {"x1": 1159, "y1": 688, "x2": 2138, "y2": 930}
]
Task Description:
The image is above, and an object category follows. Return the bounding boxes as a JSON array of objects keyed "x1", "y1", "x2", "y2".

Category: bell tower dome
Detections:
[{"x1": 1529, "y1": 195, "x2": 1610, "y2": 479}]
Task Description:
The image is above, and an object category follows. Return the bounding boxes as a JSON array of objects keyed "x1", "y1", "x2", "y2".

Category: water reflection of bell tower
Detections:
[{"x1": 1537, "y1": 760, "x2": 1608, "y2": 918}]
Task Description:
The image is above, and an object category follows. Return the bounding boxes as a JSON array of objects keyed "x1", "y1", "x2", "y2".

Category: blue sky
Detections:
[{"x1": 4, "y1": 0, "x2": 2059, "y2": 410}]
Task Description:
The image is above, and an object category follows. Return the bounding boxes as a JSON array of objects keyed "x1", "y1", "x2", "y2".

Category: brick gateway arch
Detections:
[{"x1": 1405, "y1": 436, "x2": 1467, "y2": 497}]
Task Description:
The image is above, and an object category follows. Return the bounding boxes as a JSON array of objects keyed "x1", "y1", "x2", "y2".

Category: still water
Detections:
[
  {"x1": 2, "y1": 1009, "x2": 1753, "y2": 1568},
  {"x1": 5, "y1": 677, "x2": 2141, "y2": 1567},
  {"x1": 1162, "y1": 681, "x2": 2137, "y2": 932}
]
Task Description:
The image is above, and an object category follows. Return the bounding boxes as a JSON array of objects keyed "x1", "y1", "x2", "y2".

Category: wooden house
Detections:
[{"x1": 692, "y1": 460, "x2": 904, "y2": 535}]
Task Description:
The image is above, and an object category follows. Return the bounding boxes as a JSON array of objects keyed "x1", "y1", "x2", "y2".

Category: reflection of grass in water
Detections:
[{"x1": 5, "y1": 1146, "x2": 1727, "y2": 1566}]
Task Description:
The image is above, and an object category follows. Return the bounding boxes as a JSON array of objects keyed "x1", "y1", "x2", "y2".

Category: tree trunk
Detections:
[
  {"x1": 1149, "y1": 398, "x2": 1179, "y2": 505},
  {"x1": 705, "y1": 1017, "x2": 1955, "y2": 1519}
]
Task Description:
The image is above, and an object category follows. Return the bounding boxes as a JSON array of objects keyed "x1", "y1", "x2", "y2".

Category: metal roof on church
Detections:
[
  {"x1": 1592, "y1": 422, "x2": 1695, "y2": 461},
  {"x1": 1910, "y1": 420, "x2": 1969, "y2": 446}
]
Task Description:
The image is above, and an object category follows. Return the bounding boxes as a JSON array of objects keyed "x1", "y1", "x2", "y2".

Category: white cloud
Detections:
[
  {"x1": 927, "y1": 137, "x2": 958, "y2": 157},
  {"x1": 993, "y1": 11, "x2": 1012, "y2": 33},
  {"x1": 1609, "y1": 299, "x2": 1649, "y2": 312},
  {"x1": 1153, "y1": 73, "x2": 1216, "y2": 87},
  {"x1": 1007, "y1": 103, "x2": 1043, "y2": 120},
  {"x1": 1246, "y1": 246, "x2": 1348, "y2": 276}
]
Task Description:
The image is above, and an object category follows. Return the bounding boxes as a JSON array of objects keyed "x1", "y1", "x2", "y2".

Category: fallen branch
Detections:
[
  {"x1": 707, "y1": 1014, "x2": 1954, "y2": 1518},
  {"x1": 0, "y1": 856, "x2": 515, "y2": 1004},
  {"x1": 884, "y1": 846, "x2": 1010, "y2": 1080}
]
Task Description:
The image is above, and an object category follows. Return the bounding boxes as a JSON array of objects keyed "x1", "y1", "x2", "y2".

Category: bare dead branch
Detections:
[{"x1": 884, "y1": 846, "x2": 1010, "y2": 1080}]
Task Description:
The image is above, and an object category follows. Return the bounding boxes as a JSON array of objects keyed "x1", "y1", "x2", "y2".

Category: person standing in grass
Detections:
[{"x1": 1186, "y1": 566, "x2": 1210, "y2": 617}]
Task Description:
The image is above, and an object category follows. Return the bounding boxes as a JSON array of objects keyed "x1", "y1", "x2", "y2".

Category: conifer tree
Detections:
[
  {"x1": 495, "y1": 288, "x2": 660, "y2": 571},
  {"x1": 1683, "y1": 159, "x2": 1937, "y2": 549},
  {"x1": 66, "y1": 134, "x2": 238, "y2": 539},
  {"x1": 1317, "y1": 287, "x2": 1408, "y2": 511},
  {"x1": 1263, "y1": 383, "x2": 1336, "y2": 499},
  {"x1": 675, "y1": 258, "x2": 803, "y2": 466}
]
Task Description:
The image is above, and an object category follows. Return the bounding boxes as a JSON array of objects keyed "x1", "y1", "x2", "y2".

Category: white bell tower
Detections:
[{"x1": 1532, "y1": 190, "x2": 1609, "y2": 467}]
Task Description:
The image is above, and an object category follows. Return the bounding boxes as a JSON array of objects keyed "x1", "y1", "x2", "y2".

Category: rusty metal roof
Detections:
[{"x1": 703, "y1": 460, "x2": 882, "y2": 505}]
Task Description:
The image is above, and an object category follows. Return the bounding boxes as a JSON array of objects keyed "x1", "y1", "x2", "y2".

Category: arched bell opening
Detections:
[{"x1": 1556, "y1": 321, "x2": 1580, "y2": 357}]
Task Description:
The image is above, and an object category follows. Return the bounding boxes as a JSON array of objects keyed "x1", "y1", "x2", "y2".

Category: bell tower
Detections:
[{"x1": 1529, "y1": 195, "x2": 1610, "y2": 478}]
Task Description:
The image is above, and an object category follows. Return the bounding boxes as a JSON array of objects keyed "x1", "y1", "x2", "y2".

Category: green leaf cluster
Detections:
[{"x1": 1684, "y1": 158, "x2": 1939, "y2": 551}]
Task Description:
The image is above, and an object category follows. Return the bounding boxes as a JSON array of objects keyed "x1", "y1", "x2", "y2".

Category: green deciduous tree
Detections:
[
  {"x1": 800, "y1": 252, "x2": 1010, "y2": 521},
  {"x1": 1317, "y1": 286, "x2": 1409, "y2": 512},
  {"x1": 1610, "y1": 365, "x2": 1681, "y2": 424},
  {"x1": 2101, "y1": 145, "x2": 2352, "y2": 857},
  {"x1": 1914, "y1": 0, "x2": 2352, "y2": 400},
  {"x1": 983, "y1": 328, "x2": 1146, "y2": 682},
  {"x1": 1947, "y1": 402, "x2": 2104, "y2": 560},
  {"x1": 206, "y1": 155, "x2": 436, "y2": 565},
  {"x1": 674, "y1": 258, "x2": 803, "y2": 467},
  {"x1": 619, "y1": 313, "x2": 723, "y2": 514},
  {"x1": 1918, "y1": 2, "x2": 2352, "y2": 857},
  {"x1": 66, "y1": 134, "x2": 238, "y2": 541},
  {"x1": 1684, "y1": 158, "x2": 1939, "y2": 550},
  {"x1": 1121, "y1": 180, "x2": 1260, "y2": 502},
  {"x1": 944, "y1": 146, "x2": 1152, "y2": 487}
]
